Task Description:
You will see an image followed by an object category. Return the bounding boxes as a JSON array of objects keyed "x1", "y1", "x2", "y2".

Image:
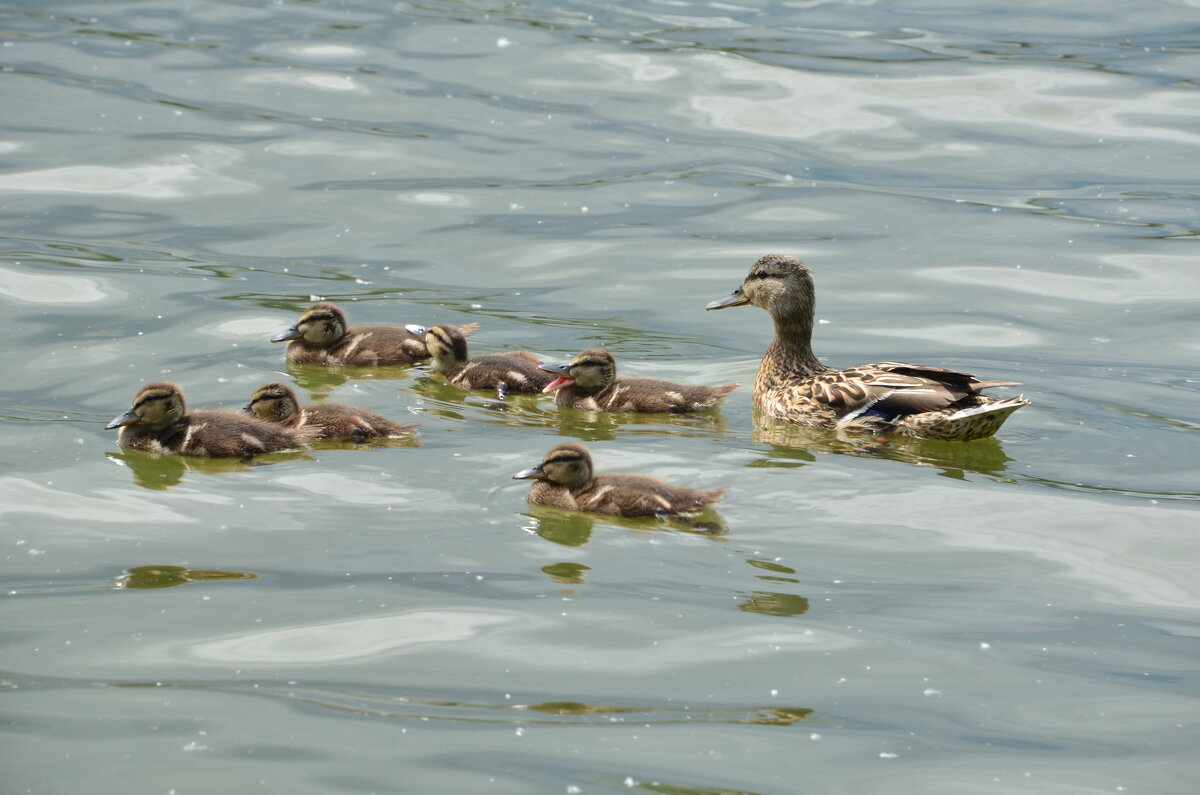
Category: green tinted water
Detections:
[{"x1": 2, "y1": 1, "x2": 1198, "y2": 793}]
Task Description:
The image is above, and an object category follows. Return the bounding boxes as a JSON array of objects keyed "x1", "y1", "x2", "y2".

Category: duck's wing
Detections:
[
  {"x1": 809, "y1": 365, "x2": 964, "y2": 419},
  {"x1": 871, "y1": 361, "x2": 1022, "y2": 391},
  {"x1": 824, "y1": 362, "x2": 1022, "y2": 421}
]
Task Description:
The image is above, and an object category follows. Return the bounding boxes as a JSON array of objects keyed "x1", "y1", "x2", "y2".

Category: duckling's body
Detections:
[
  {"x1": 273, "y1": 302, "x2": 477, "y2": 366},
  {"x1": 513, "y1": 443, "x2": 727, "y2": 518},
  {"x1": 420, "y1": 324, "x2": 555, "y2": 394},
  {"x1": 107, "y1": 382, "x2": 313, "y2": 457},
  {"x1": 541, "y1": 349, "x2": 739, "y2": 413},
  {"x1": 244, "y1": 382, "x2": 416, "y2": 441},
  {"x1": 707, "y1": 254, "x2": 1028, "y2": 441}
]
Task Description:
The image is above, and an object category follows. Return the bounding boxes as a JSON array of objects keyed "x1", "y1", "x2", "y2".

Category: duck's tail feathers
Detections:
[{"x1": 921, "y1": 396, "x2": 1027, "y2": 444}]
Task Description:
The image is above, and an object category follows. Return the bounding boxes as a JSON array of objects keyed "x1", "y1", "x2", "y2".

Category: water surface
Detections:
[{"x1": 2, "y1": 1, "x2": 1198, "y2": 793}]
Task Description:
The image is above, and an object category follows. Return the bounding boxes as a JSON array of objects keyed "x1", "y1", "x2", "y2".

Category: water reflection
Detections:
[
  {"x1": 540, "y1": 561, "x2": 590, "y2": 586},
  {"x1": 84, "y1": 678, "x2": 818, "y2": 729},
  {"x1": 522, "y1": 505, "x2": 594, "y2": 547},
  {"x1": 521, "y1": 504, "x2": 728, "y2": 547},
  {"x1": 750, "y1": 413, "x2": 1016, "y2": 479},
  {"x1": 554, "y1": 405, "x2": 734, "y2": 443},
  {"x1": 106, "y1": 449, "x2": 313, "y2": 490},
  {"x1": 736, "y1": 591, "x2": 810, "y2": 618},
  {"x1": 746, "y1": 558, "x2": 801, "y2": 584},
  {"x1": 285, "y1": 360, "x2": 421, "y2": 398},
  {"x1": 117, "y1": 564, "x2": 259, "y2": 590}
]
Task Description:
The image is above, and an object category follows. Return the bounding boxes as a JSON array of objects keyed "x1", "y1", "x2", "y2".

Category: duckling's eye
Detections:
[{"x1": 749, "y1": 270, "x2": 769, "y2": 280}]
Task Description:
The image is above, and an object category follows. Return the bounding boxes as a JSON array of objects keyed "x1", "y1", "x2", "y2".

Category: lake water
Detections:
[{"x1": 2, "y1": 0, "x2": 1198, "y2": 792}]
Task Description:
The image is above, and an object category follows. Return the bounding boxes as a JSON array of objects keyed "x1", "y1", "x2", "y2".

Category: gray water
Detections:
[{"x1": 2, "y1": 1, "x2": 1198, "y2": 793}]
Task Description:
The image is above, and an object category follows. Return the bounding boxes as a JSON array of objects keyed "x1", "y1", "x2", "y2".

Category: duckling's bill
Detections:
[
  {"x1": 705, "y1": 288, "x2": 749, "y2": 310},
  {"x1": 538, "y1": 362, "x2": 574, "y2": 393},
  {"x1": 271, "y1": 324, "x2": 302, "y2": 343},
  {"x1": 105, "y1": 407, "x2": 139, "y2": 430},
  {"x1": 513, "y1": 463, "x2": 547, "y2": 480}
]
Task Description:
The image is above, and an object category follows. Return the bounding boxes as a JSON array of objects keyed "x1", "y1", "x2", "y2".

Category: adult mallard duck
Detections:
[
  {"x1": 513, "y1": 442, "x2": 727, "y2": 518},
  {"x1": 408, "y1": 323, "x2": 555, "y2": 398},
  {"x1": 106, "y1": 381, "x2": 314, "y2": 457},
  {"x1": 272, "y1": 302, "x2": 477, "y2": 366},
  {"x1": 706, "y1": 254, "x2": 1028, "y2": 441},
  {"x1": 243, "y1": 382, "x2": 416, "y2": 441},
  {"x1": 539, "y1": 348, "x2": 739, "y2": 413}
]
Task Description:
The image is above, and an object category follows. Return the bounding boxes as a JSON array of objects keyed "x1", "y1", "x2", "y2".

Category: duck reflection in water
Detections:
[
  {"x1": 283, "y1": 360, "x2": 416, "y2": 399},
  {"x1": 107, "y1": 448, "x2": 312, "y2": 490},
  {"x1": 750, "y1": 413, "x2": 1017, "y2": 480},
  {"x1": 552, "y1": 404, "x2": 732, "y2": 444},
  {"x1": 117, "y1": 564, "x2": 259, "y2": 589}
]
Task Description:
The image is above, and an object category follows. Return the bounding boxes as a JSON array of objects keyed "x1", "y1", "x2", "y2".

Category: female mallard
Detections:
[
  {"x1": 272, "y1": 302, "x2": 477, "y2": 366},
  {"x1": 706, "y1": 254, "x2": 1028, "y2": 441},
  {"x1": 540, "y1": 348, "x2": 739, "y2": 413},
  {"x1": 243, "y1": 382, "x2": 416, "y2": 441},
  {"x1": 513, "y1": 442, "x2": 727, "y2": 518},
  {"x1": 106, "y1": 381, "x2": 314, "y2": 457},
  {"x1": 409, "y1": 323, "x2": 555, "y2": 398}
]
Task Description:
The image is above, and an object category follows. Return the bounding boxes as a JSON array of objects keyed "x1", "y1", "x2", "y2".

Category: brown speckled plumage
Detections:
[
  {"x1": 513, "y1": 443, "x2": 727, "y2": 518},
  {"x1": 244, "y1": 382, "x2": 416, "y2": 441},
  {"x1": 273, "y1": 302, "x2": 477, "y2": 366},
  {"x1": 423, "y1": 324, "x2": 555, "y2": 393},
  {"x1": 106, "y1": 382, "x2": 314, "y2": 457},
  {"x1": 706, "y1": 254, "x2": 1028, "y2": 441},
  {"x1": 540, "y1": 348, "x2": 739, "y2": 412}
]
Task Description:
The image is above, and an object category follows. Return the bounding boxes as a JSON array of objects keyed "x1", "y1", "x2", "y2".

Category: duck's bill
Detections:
[
  {"x1": 541, "y1": 376, "x2": 574, "y2": 393},
  {"x1": 240, "y1": 403, "x2": 254, "y2": 415},
  {"x1": 512, "y1": 463, "x2": 547, "y2": 480},
  {"x1": 705, "y1": 288, "x2": 749, "y2": 310},
  {"x1": 404, "y1": 324, "x2": 427, "y2": 336},
  {"x1": 271, "y1": 325, "x2": 302, "y2": 343},
  {"x1": 538, "y1": 362, "x2": 573, "y2": 393},
  {"x1": 105, "y1": 407, "x2": 139, "y2": 430}
]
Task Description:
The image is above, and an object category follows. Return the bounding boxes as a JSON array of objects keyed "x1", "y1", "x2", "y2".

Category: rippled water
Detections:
[{"x1": 3, "y1": 1, "x2": 1198, "y2": 793}]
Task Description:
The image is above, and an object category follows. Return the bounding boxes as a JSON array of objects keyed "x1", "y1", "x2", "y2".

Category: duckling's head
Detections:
[
  {"x1": 272, "y1": 302, "x2": 348, "y2": 346},
  {"x1": 706, "y1": 254, "x2": 815, "y2": 320},
  {"x1": 513, "y1": 443, "x2": 594, "y2": 489},
  {"x1": 540, "y1": 349, "x2": 616, "y2": 393},
  {"x1": 243, "y1": 382, "x2": 301, "y2": 424},
  {"x1": 106, "y1": 381, "x2": 187, "y2": 430},
  {"x1": 423, "y1": 324, "x2": 468, "y2": 373}
]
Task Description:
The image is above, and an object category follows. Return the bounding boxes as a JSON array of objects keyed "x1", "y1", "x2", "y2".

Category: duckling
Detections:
[
  {"x1": 411, "y1": 323, "x2": 555, "y2": 398},
  {"x1": 106, "y1": 382, "x2": 314, "y2": 457},
  {"x1": 540, "y1": 348, "x2": 739, "y2": 413},
  {"x1": 243, "y1": 382, "x2": 416, "y2": 441},
  {"x1": 706, "y1": 254, "x2": 1028, "y2": 441},
  {"x1": 272, "y1": 302, "x2": 477, "y2": 366},
  {"x1": 513, "y1": 442, "x2": 727, "y2": 518}
]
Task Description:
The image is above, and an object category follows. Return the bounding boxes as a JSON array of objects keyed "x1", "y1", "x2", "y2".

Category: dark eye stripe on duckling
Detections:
[
  {"x1": 249, "y1": 390, "x2": 287, "y2": 405},
  {"x1": 135, "y1": 392, "x2": 172, "y2": 408},
  {"x1": 545, "y1": 452, "x2": 584, "y2": 464},
  {"x1": 572, "y1": 355, "x2": 611, "y2": 369}
]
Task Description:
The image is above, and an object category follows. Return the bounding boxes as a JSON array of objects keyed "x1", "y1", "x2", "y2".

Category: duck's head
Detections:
[
  {"x1": 513, "y1": 443, "x2": 593, "y2": 488},
  {"x1": 106, "y1": 381, "x2": 187, "y2": 430},
  {"x1": 420, "y1": 324, "x2": 468, "y2": 373},
  {"x1": 540, "y1": 349, "x2": 615, "y2": 394},
  {"x1": 706, "y1": 254, "x2": 815, "y2": 319},
  {"x1": 243, "y1": 382, "x2": 301, "y2": 423},
  {"x1": 272, "y1": 302, "x2": 348, "y2": 346}
]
